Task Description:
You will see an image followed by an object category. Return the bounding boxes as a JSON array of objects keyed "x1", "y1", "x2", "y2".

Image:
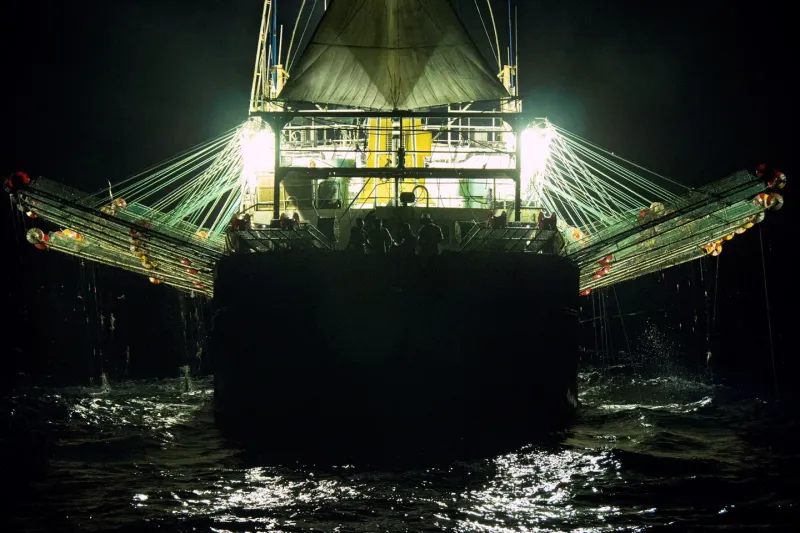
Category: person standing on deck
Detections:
[
  {"x1": 393, "y1": 223, "x2": 418, "y2": 256},
  {"x1": 417, "y1": 213, "x2": 443, "y2": 256},
  {"x1": 225, "y1": 214, "x2": 241, "y2": 253},
  {"x1": 347, "y1": 218, "x2": 366, "y2": 253},
  {"x1": 365, "y1": 218, "x2": 394, "y2": 255}
]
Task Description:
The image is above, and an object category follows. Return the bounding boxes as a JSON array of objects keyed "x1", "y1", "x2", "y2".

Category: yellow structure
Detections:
[
  {"x1": 498, "y1": 65, "x2": 518, "y2": 113},
  {"x1": 354, "y1": 118, "x2": 433, "y2": 207}
]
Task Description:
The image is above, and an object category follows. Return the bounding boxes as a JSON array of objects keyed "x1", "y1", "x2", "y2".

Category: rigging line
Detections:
[
  {"x1": 558, "y1": 131, "x2": 677, "y2": 196},
  {"x1": 86, "y1": 127, "x2": 240, "y2": 198},
  {"x1": 550, "y1": 138, "x2": 622, "y2": 216},
  {"x1": 485, "y1": 0, "x2": 503, "y2": 72},
  {"x1": 156, "y1": 143, "x2": 243, "y2": 212},
  {"x1": 128, "y1": 149, "x2": 226, "y2": 202},
  {"x1": 109, "y1": 139, "x2": 237, "y2": 205},
  {"x1": 473, "y1": 0, "x2": 499, "y2": 70},
  {"x1": 554, "y1": 136, "x2": 630, "y2": 212},
  {"x1": 554, "y1": 143, "x2": 653, "y2": 209},
  {"x1": 289, "y1": 0, "x2": 318, "y2": 71},
  {"x1": 540, "y1": 171, "x2": 605, "y2": 229},
  {"x1": 285, "y1": 0, "x2": 307, "y2": 72},
  {"x1": 564, "y1": 140, "x2": 674, "y2": 201},
  {"x1": 553, "y1": 125, "x2": 692, "y2": 192},
  {"x1": 563, "y1": 139, "x2": 675, "y2": 203},
  {"x1": 758, "y1": 226, "x2": 779, "y2": 399}
]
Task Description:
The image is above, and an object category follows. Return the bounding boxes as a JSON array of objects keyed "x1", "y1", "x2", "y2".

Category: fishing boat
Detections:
[{"x1": 5, "y1": 0, "x2": 785, "y2": 447}]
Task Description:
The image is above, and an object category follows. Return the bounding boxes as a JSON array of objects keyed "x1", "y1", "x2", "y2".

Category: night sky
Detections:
[
  {"x1": 4, "y1": 0, "x2": 793, "y2": 187},
  {"x1": 2, "y1": 1, "x2": 795, "y2": 388}
]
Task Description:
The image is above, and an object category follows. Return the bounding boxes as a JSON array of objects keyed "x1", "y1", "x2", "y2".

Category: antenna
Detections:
[
  {"x1": 249, "y1": 0, "x2": 274, "y2": 113},
  {"x1": 515, "y1": 3, "x2": 519, "y2": 96},
  {"x1": 272, "y1": 1, "x2": 278, "y2": 87},
  {"x1": 508, "y1": 0, "x2": 513, "y2": 76},
  {"x1": 278, "y1": 24, "x2": 284, "y2": 65}
]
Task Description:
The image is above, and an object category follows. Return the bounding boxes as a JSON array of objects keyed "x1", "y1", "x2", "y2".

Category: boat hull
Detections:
[{"x1": 211, "y1": 251, "x2": 579, "y2": 450}]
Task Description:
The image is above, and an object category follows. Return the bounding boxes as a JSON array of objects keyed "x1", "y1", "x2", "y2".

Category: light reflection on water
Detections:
[{"x1": 4, "y1": 373, "x2": 798, "y2": 532}]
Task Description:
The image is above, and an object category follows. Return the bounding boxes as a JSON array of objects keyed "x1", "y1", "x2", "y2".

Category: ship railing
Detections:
[
  {"x1": 232, "y1": 223, "x2": 334, "y2": 252},
  {"x1": 459, "y1": 222, "x2": 558, "y2": 253}
]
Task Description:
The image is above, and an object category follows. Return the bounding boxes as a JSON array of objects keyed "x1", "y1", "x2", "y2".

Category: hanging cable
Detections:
[
  {"x1": 758, "y1": 226, "x2": 779, "y2": 399},
  {"x1": 712, "y1": 255, "x2": 720, "y2": 327},
  {"x1": 612, "y1": 286, "x2": 642, "y2": 402}
]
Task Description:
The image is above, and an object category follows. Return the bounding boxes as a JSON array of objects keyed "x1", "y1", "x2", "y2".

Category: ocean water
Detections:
[{"x1": 3, "y1": 372, "x2": 798, "y2": 532}]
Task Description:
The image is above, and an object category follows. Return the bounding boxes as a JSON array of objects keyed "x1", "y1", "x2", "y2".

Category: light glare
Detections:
[
  {"x1": 241, "y1": 122, "x2": 276, "y2": 192},
  {"x1": 510, "y1": 123, "x2": 554, "y2": 205}
]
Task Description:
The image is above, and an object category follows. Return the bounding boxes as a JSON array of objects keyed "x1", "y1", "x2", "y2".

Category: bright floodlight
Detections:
[
  {"x1": 241, "y1": 121, "x2": 276, "y2": 192},
  {"x1": 517, "y1": 123, "x2": 554, "y2": 202},
  {"x1": 520, "y1": 124, "x2": 553, "y2": 176}
]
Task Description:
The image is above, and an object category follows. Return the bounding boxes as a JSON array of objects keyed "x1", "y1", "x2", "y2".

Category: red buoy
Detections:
[
  {"x1": 598, "y1": 254, "x2": 613, "y2": 266},
  {"x1": 7, "y1": 171, "x2": 31, "y2": 190}
]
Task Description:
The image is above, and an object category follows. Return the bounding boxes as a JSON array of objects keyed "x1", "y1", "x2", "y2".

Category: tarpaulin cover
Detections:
[{"x1": 279, "y1": 0, "x2": 509, "y2": 110}]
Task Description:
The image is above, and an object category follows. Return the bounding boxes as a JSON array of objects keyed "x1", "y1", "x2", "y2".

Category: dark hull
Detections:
[{"x1": 211, "y1": 251, "x2": 579, "y2": 452}]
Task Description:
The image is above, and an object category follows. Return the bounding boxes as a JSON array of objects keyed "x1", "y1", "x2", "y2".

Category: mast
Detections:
[
  {"x1": 515, "y1": 3, "x2": 519, "y2": 99},
  {"x1": 249, "y1": 0, "x2": 272, "y2": 113}
]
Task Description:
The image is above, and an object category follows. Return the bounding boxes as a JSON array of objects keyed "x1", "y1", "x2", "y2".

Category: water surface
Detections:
[{"x1": 3, "y1": 373, "x2": 798, "y2": 532}]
